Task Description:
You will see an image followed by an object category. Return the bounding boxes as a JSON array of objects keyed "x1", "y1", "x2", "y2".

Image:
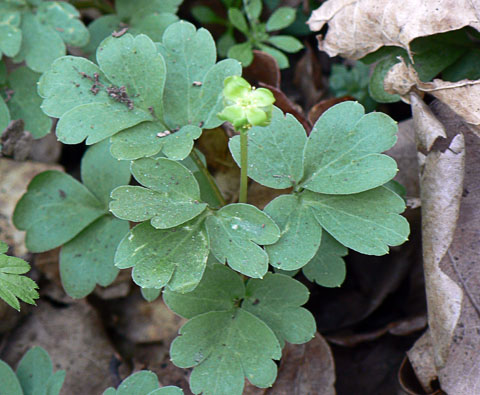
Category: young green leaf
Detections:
[
  {"x1": 60, "y1": 216, "x2": 129, "y2": 299},
  {"x1": 302, "y1": 232, "x2": 348, "y2": 287},
  {"x1": 301, "y1": 101, "x2": 398, "y2": 194},
  {"x1": 228, "y1": 8, "x2": 249, "y2": 35},
  {"x1": 205, "y1": 204, "x2": 280, "y2": 278},
  {"x1": 245, "y1": 0, "x2": 263, "y2": 22},
  {"x1": 110, "y1": 158, "x2": 208, "y2": 229},
  {"x1": 6, "y1": 67, "x2": 52, "y2": 139},
  {"x1": 229, "y1": 107, "x2": 306, "y2": 189},
  {"x1": 257, "y1": 43, "x2": 289, "y2": 69},
  {"x1": 242, "y1": 273, "x2": 316, "y2": 347},
  {"x1": 115, "y1": 219, "x2": 209, "y2": 293},
  {"x1": 102, "y1": 370, "x2": 183, "y2": 395},
  {"x1": 0, "y1": 360, "x2": 22, "y2": 395},
  {"x1": 263, "y1": 194, "x2": 322, "y2": 270},
  {"x1": 0, "y1": 242, "x2": 39, "y2": 311},
  {"x1": 267, "y1": 35, "x2": 303, "y2": 53},
  {"x1": 16, "y1": 346, "x2": 66, "y2": 395},
  {"x1": 13, "y1": 170, "x2": 105, "y2": 252},
  {"x1": 302, "y1": 186, "x2": 410, "y2": 256},
  {"x1": 227, "y1": 42, "x2": 254, "y2": 67},
  {"x1": 265, "y1": 7, "x2": 296, "y2": 32}
]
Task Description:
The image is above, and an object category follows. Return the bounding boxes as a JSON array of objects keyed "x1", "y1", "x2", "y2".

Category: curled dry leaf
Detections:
[{"x1": 307, "y1": 0, "x2": 480, "y2": 60}]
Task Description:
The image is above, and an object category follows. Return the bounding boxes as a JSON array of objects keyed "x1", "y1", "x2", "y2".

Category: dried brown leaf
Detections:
[{"x1": 243, "y1": 50, "x2": 281, "y2": 88}]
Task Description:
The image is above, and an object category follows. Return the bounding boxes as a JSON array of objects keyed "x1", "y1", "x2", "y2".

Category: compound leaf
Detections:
[
  {"x1": 16, "y1": 346, "x2": 65, "y2": 395},
  {"x1": 7, "y1": 66, "x2": 51, "y2": 138},
  {"x1": 302, "y1": 231, "x2": 347, "y2": 288},
  {"x1": 242, "y1": 273, "x2": 316, "y2": 347},
  {"x1": 263, "y1": 194, "x2": 322, "y2": 270},
  {"x1": 115, "y1": 219, "x2": 209, "y2": 293},
  {"x1": 164, "y1": 264, "x2": 245, "y2": 319},
  {"x1": 110, "y1": 158, "x2": 207, "y2": 229},
  {"x1": 229, "y1": 107, "x2": 306, "y2": 189},
  {"x1": 13, "y1": 170, "x2": 105, "y2": 252},
  {"x1": 301, "y1": 101, "x2": 398, "y2": 194},
  {"x1": 158, "y1": 21, "x2": 242, "y2": 130},
  {"x1": 171, "y1": 309, "x2": 281, "y2": 395},
  {"x1": 0, "y1": 360, "x2": 22, "y2": 395},
  {"x1": 302, "y1": 186, "x2": 410, "y2": 255},
  {"x1": 0, "y1": 243, "x2": 39, "y2": 311},
  {"x1": 205, "y1": 204, "x2": 280, "y2": 278},
  {"x1": 60, "y1": 215, "x2": 129, "y2": 299}
]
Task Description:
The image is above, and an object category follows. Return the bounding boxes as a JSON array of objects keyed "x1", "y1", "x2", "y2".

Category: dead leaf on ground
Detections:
[
  {"x1": 243, "y1": 50, "x2": 281, "y2": 88},
  {"x1": 0, "y1": 300, "x2": 117, "y2": 394},
  {"x1": 244, "y1": 333, "x2": 336, "y2": 394},
  {"x1": 0, "y1": 158, "x2": 62, "y2": 256},
  {"x1": 307, "y1": 0, "x2": 480, "y2": 60}
]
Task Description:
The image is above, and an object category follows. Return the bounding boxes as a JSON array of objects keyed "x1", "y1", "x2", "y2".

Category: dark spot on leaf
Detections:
[
  {"x1": 252, "y1": 298, "x2": 260, "y2": 305},
  {"x1": 58, "y1": 189, "x2": 66, "y2": 199}
]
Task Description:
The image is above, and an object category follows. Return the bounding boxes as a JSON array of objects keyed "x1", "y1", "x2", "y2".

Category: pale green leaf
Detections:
[
  {"x1": 243, "y1": 273, "x2": 316, "y2": 346},
  {"x1": 171, "y1": 309, "x2": 281, "y2": 395},
  {"x1": 110, "y1": 158, "x2": 207, "y2": 229},
  {"x1": 302, "y1": 186, "x2": 410, "y2": 255},
  {"x1": 7, "y1": 67, "x2": 51, "y2": 139},
  {"x1": 13, "y1": 171, "x2": 105, "y2": 252},
  {"x1": 267, "y1": 35, "x2": 303, "y2": 53},
  {"x1": 15, "y1": 12, "x2": 65, "y2": 73},
  {"x1": 36, "y1": 1, "x2": 89, "y2": 47},
  {"x1": 228, "y1": 8, "x2": 249, "y2": 34},
  {"x1": 161, "y1": 125, "x2": 202, "y2": 160},
  {"x1": 245, "y1": 0, "x2": 262, "y2": 21},
  {"x1": 0, "y1": 5, "x2": 22, "y2": 57},
  {"x1": 263, "y1": 194, "x2": 322, "y2": 270},
  {"x1": 229, "y1": 107, "x2": 306, "y2": 189},
  {"x1": 115, "y1": 219, "x2": 209, "y2": 292},
  {"x1": 266, "y1": 7, "x2": 296, "y2": 32},
  {"x1": 164, "y1": 264, "x2": 245, "y2": 319},
  {"x1": 103, "y1": 371, "x2": 159, "y2": 395},
  {"x1": 0, "y1": 360, "x2": 22, "y2": 395},
  {"x1": 60, "y1": 215, "x2": 129, "y2": 299},
  {"x1": 301, "y1": 101, "x2": 398, "y2": 194},
  {"x1": 16, "y1": 346, "x2": 65, "y2": 395},
  {"x1": 81, "y1": 139, "x2": 131, "y2": 207},
  {"x1": 302, "y1": 232, "x2": 347, "y2": 288},
  {"x1": 257, "y1": 44, "x2": 289, "y2": 69},
  {"x1": 141, "y1": 287, "x2": 161, "y2": 302},
  {"x1": 158, "y1": 21, "x2": 242, "y2": 130},
  {"x1": 205, "y1": 204, "x2": 280, "y2": 278},
  {"x1": 82, "y1": 15, "x2": 121, "y2": 59},
  {"x1": 227, "y1": 42, "x2": 253, "y2": 66}
]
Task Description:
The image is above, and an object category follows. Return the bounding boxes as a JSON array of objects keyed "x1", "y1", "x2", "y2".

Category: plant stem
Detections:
[
  {"x1": 239, "y1": 128, "x2": 249, "y2": 203},
  {"x1": 191, "y1": 149, "x2": 226, "y2": 207}
]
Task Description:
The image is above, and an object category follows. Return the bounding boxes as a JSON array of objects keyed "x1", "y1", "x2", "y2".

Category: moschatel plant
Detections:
[{"x1": 11, "y1": 20, "x2": 410, "y2": 395}]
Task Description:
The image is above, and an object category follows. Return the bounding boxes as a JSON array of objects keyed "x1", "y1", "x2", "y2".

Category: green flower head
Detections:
[{"x1": 218, "y1": 76, "x2": 275, "y2": 129}]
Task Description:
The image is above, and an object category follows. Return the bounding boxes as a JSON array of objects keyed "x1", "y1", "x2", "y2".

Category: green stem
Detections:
[
  {"x1": 239, "y1": 128, "x2": 249, "y2": 203},
  {"x1": 191, "y1": 149, "x2": 227, "y2": 207}
]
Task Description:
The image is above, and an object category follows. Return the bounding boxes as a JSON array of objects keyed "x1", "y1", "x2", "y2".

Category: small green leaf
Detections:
[
  {"x1": 158, "y1": 21, "x2": 242, "y2": 131},
  {"x1": 7, "y1": 67, "x2": 51, "y2": 138},
  {"x1": 141, "y1": 287, "x2": 161, "y2": 302},
  {"x1": 171, "y1": 309, "x2": 281, "y2": 395},
  {"x1": 245, "y1": 0, "x2": 262, "y2": 22},
  {"x1": 0, "y1": 249, "x2": 39, "y2": 311},
  {"x1": 115, "y1": 219, "x2": 209, "y2": 292},
  {"x1": 302, "y1": 232, "x2": 347, "y2": 287},
  {"x1": 229, "y1": 107, "x2": 306, "y2": 189},
  {"x1": 368, "y1": 50, "x2": 405, "y2": 103},
  {"x1": 81, "y1": 139, "x2": 131, "y2": 207},
  {"x1": 164, "y1": 264, "x2": 245, "y2": 319},
  {"x1": 162, "y1": 125, "x2": 202, "y2": 160},
  {"x1": 266, "y1": 7, "x2": 296, "y2": 32},
  {"x1": 243, "y1": 273, "x2": 316, "y2": 346},
  {"x1": 110, "y1": 158, "x2": 207, "y2": 229},
  {"x1": 82, "y1": 15, "x2": 121, "y2": 59},
  {"x1": 0, "y1": 360, "x2": 22, "y2": 395},
  {"x1": 13, "y1": 171, "x2": 105, "y2": 252},
  {"x1": 205, "y1": 204, "x2": 280, "y2": 278},
  {"x1": 301, "y1": 101, "x2": 398, "y2": 194},
  {"x1": 257, "y1": 44, "x2": 289, "y2": 69},
  {"x1": 267, "y1": 35, "x2": 303, "y2": 53},
  {"x1": 16, "y1": 346, "x2": 65, "y2": 395},
  {"x1": 0, "y1": 5, "x2": 22, "y2": 58},
  {"x1": 15, "y1": 12, "x2": 65, "y2": 73},
  {"x1": 227, "y1": 42, "x2": 254, "y2": 67},
  {"x1": 228, "y1": 8, "x2": 249, "y2": 34},
  {"x1": 302, "y1": 186, "x2": 410, "y2": 256},
  {"x1": 264, "y1": 194, "x2": 322, "y2": 270},
  {"x1": 36, "y1": 1, "x2": 90, "y2": 47},
  {"x1": 60, "y1": 215, "x2": 129, "y2": 299}
]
